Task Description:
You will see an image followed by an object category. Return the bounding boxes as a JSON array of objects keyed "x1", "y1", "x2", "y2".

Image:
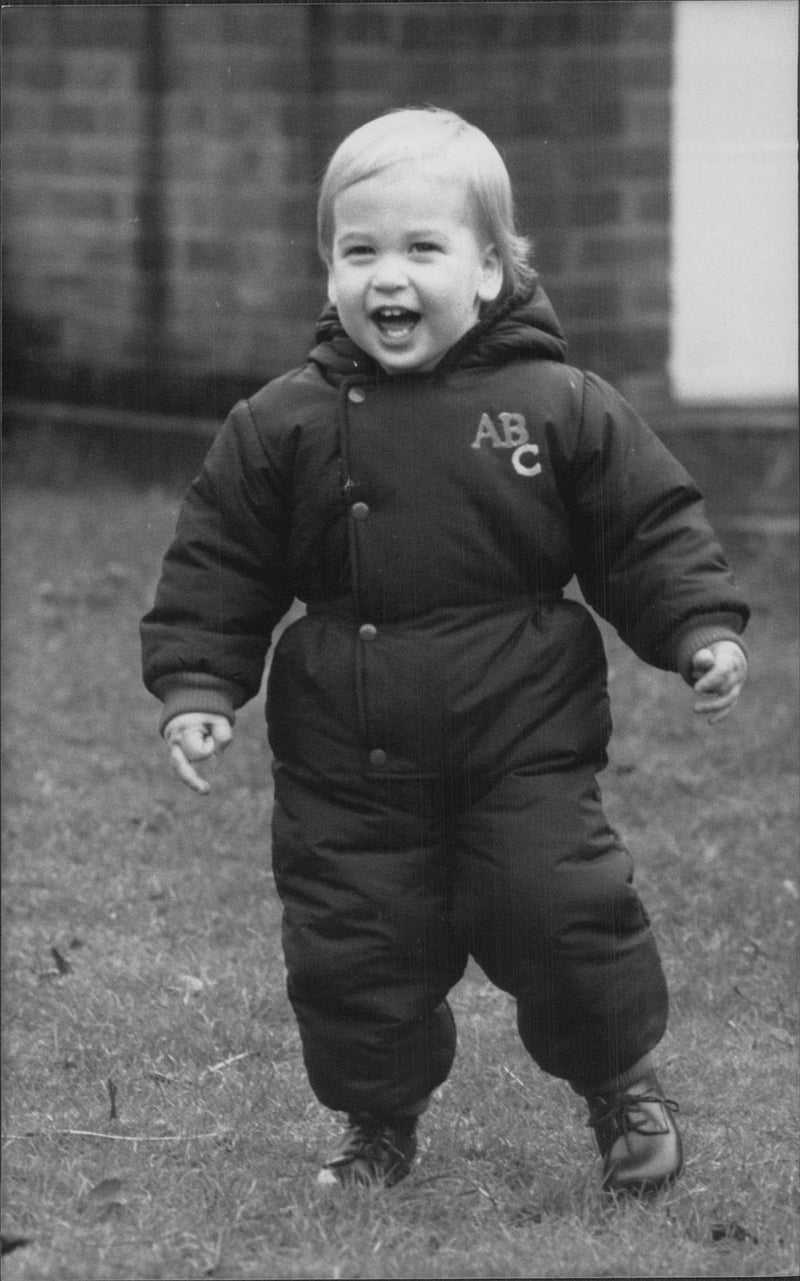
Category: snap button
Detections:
[
  {"x1": 359, "y1": 623, "x2": 377, "y2": 641},
  {"x1": 348, "y1": 387, "x2": 366, "y2": 404},
  {"x1": 369, "y1": 748, "x2": 388, "y2": 767},
  {"x1": 351, "y1": 502, "x2": 370, "y2": 520}
]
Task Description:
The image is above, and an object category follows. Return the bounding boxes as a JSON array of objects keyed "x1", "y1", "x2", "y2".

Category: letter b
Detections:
[{"x1": 499, "y1": 412, "x2": 529, "y2": 448}]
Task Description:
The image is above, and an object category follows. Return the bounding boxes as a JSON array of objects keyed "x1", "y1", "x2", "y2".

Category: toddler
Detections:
[{"x1": 142, "y1": 108, "x2": 749, "y2": 1196}]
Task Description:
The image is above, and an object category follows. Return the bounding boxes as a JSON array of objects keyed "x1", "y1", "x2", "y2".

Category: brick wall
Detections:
[{"x1": 3, "y1": 1, "x2": 675, "y2": 418}]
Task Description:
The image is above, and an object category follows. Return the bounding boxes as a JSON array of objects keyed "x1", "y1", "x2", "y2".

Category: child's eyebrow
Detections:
[
  {"x1": 336, "y1": 226, "x2": 450, "y2": 245},
  {"x1": 334, "y1": 230, "x2": 376, "y2": 246}
]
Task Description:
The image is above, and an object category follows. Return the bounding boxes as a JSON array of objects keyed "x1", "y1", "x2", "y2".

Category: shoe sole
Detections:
[{"x1": 602, "y1": 1160, "x2": 684, "y2": 1199}]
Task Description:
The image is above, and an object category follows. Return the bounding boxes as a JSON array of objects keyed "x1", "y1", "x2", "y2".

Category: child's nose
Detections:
[{"x1": 371, "y1": 254, "x2": 409, "y2": 290}]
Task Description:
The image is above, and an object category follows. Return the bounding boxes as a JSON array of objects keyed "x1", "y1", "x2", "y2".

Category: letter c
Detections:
[{"x1": 512, "y1": 443, "x2": 542, "y2": 477}]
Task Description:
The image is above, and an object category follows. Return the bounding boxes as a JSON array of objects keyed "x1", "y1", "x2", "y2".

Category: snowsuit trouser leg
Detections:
[
  {"x1": 452, "y1": 767, "x2": 669, "y2": 1090},
  {"x1": 271, "y1": 764, "x2": 466, "y2": 1117}
]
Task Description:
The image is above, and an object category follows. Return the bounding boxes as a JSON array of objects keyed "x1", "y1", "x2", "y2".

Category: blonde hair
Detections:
[{"x1": 317, "y1": 108, "x2": 535, "y2": 304}]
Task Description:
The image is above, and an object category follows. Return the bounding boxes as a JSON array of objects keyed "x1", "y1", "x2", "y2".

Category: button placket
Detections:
[{"x1": 345, "y1": 382, "x2": 385, "y2": 771}]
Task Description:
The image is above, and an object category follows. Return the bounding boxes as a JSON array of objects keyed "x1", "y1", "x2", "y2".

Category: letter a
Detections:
[{"x1": 471, "y1": 413, "x2": 503, "y2": 449}]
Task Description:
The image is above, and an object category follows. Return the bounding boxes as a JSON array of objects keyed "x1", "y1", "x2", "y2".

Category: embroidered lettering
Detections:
[
  {"x1": 471, "y1": 411, "x2": 542, "y2": 479},
  {"x1": 471, "y1": 412, "x2": 504, "y2": 449},
  {"x1": 512, "y1": 443, "x2": 541, "y2": 477},
  {"x1": 498, "y1": 412, "x2": 529, "y2": 448}
]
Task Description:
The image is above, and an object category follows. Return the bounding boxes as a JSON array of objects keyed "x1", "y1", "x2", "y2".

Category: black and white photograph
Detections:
[{"x1": 2, "y1": 3, "x2": 797, "y2": 1278}]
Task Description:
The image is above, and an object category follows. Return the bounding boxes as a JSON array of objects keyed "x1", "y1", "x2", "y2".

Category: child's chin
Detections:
[{"x1": 374, "y1": 342, "x2": 440, "y2": 374}]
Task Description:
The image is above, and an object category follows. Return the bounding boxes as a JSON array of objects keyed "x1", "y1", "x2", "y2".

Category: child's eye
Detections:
[
  {"x1": 344, "y1": 245, "x2": 374, "y2": 259},
  {"x1": 411, "y1": 241, "x2": 440, "y2": 255}
]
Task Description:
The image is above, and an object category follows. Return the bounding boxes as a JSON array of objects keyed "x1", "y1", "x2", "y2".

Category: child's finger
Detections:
[
  {"x1": 693, "y1": 671, "x2": 723, "y2": 693},
  {"x1": 168, "y1": 741, "x2": 211, "y2": 794},
  {"x1": 691, "y1": 648, "x2": 716, "y2": 678},
  {"x1": 694, "y1": 670, "x2": 735, "y2": 695},
  {"x1": 210, "y1": 720, "x2": 233, "y2": 751},
  {"x1": 693, "y1": 686, "x2": 741, "y2": 722},
  {"x1": 180, "y1": 726, "x2": 218, "y2": 760}
]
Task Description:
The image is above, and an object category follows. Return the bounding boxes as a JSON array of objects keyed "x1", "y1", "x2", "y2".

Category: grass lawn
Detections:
[{"x1": 2, "y1": 481, "x2": 798, "y2": 1280}]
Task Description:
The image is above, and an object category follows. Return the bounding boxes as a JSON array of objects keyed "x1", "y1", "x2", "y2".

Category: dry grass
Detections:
[{"x1": 2, "y1": 483, "x2": 798, "y2": 1279}]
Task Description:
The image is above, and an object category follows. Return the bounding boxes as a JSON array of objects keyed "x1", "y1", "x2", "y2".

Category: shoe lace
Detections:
[
  {"x1": 588, "y1": 1091, "x2": 680, "y2": 1137},
  {"x1": 337, "y1": 1116, "x2": 407, "y2": 1164}
]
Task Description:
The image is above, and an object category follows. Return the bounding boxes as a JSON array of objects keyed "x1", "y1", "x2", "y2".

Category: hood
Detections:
[{"x1": 307, "y1": 275, "x2": 567, "y2": 383}]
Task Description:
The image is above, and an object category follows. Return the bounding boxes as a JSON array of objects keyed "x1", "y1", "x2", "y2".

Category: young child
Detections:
[{"x1": 141, "y1": 108, "x2": 749, "y2": 1197}]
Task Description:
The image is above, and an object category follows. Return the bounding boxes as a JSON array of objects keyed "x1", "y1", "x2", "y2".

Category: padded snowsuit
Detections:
[{"x1": 142, "y1": 285, "x2": 749, "y2": 1113}]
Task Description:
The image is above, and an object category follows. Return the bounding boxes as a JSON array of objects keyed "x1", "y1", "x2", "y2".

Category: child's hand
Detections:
[
  {"x1": 691, "y1": 641, "x2": 748, "y2": 724},
  {"x1": 163, "y1": 712, "x2": 233, "y2": 794}
]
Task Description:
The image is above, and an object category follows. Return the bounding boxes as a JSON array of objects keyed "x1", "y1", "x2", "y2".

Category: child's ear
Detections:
[
  {"x1": 477, "y1": 245, "x2": 503, "y2": 304},
  {"x1": 326, "y1": 268, "x2": 338, "y2": 307}
]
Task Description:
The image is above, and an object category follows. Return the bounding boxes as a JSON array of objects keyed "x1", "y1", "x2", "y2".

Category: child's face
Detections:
[{"x1": 327, "y1": 162, "x2": 502, "y2": 374}]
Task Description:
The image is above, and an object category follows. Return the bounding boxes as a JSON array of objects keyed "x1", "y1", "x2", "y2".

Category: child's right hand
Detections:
[{"x1": 163, "y1": 712, "x2": 233, "y2": 795}]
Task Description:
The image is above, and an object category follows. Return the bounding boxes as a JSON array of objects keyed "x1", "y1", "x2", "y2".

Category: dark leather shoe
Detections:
[
  {"x1": 586, "y1": 1070, "x2": 683, "y2": 1196},
  {"x1": 317, "y1": 1113, "x2": 417, "y2": 1188}
]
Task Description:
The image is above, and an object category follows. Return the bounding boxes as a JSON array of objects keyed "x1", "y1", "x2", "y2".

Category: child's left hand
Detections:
[{"x1": 691, "y1": 640, "x2": 748, "y2": 723}]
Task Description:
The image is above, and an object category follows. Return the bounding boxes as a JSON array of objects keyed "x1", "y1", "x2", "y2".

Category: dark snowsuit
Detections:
[{"x1": 141, "y1": 285, "x2": 749, "y2": 1115}]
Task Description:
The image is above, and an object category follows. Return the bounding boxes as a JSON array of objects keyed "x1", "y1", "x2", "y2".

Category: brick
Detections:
[
  {"x1": 330, "y1": 3, "x2": 397, "y2": 46},
  {"x1": 186, "y1": 241, "x2": 237, "y2": 273},
  {"x1": 624, "y1": 92, "x2": 671, "y2": 142},
  {"x1": 2, "y1": 185, "x2": 48, "y2": 226},
  {"x1": 617, "y1": 323, "x2": 669, "y2": 373},
  {"x1": 215, "y1": 4, "x2": 305, "y2": 48},
  {"x1": 161, "y1": 50, "x2": 306, "y2": 96},
  {"x1": 501, "y1": 135, "x2": 567, "y2": 177},
  {"x1": 632, "y1": 182, "x2": 670, "y2": 224},
  {"x1": 476, "y1": 1, "x2": 626, "y2": 50},
  {"x1": 9, "y1": 57, "x2": 68, "y2": 92},
  {"x1": 572, "y1": 321, "x2": 668, "y2": 380},
  {"x1": 279, "y1": 91, "x2": 388, "y2": 141},
  {"x1": 47, "y1": 102, "x2": 97, "y2": 136},
  {"x1": 68, "y1": 142, "x2": 140, "y2": 181},
  {"x1": 549, "y1": 280, "x2": 622, "y2": 322},
  {"x1": 569, "y1": 189, "x2": 623, "y2": 226},
  {"x1": 3, "y1": 137, "x2": 72, "y2": 177},
  {"x1": 531, "y1": 233, "x2": 568, "y2": 277},
  {"x1": 627, "y1": 277, "x2": 671, "y2": 315},
  {"x1": 1, "y1": 5, "x2": 59, "y2": 49},
  {"x1": 516, "y1": 189, "x2": 568, "y2": 232},
  {"x1": 620, "y1": 53, "x2": 671, "y2": 89},
  {"x1": 556, "y1": 76, "x2": 623, "y2": 139},
  {"x1": 623, "y1": 1, "x2": 672, "y2": 44},
  {"x1": 394, "y1": 6, "x2": 474, "y2": 51},
  {"x1": 51, "y1": 187, "x2": 119, "y2": 224},
  {"x1": 620, "y1": 145, "x2": 669, "y2": 181},
  {"x1": 568, "y1": 141, "x2": 669, "y2": 183},
  {"x1": 5, "y1": 310, "x2": 62, "y2": 356},
  {"x1": 51, "y1": 6, "x2": 143, "y2": 49},
  {"x1": 2, "y1": 96, "x2": 52, "y2": 134},
  {"x1": 579, "y1": 229, "x2": 669, "y2": 269},
  {"x1": 63, "y1": 50, "x2": 136, "y2": 94}
]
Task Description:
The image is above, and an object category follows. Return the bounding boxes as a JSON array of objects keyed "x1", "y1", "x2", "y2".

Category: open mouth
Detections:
[{"x1": 370, "y1": 307, "x2": 421, "y2": 340}]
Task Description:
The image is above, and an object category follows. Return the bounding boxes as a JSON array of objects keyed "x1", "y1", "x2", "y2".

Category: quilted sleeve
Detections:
[
  {"x1": 566, "y1": 372, "x2": 749, "y2": 672},
  {"x1": 141, "y1": 398, "x2": 295, "y2": 706}
]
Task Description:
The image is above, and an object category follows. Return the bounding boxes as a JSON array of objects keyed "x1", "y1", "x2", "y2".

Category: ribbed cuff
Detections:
[
  {"x1": 154, "y1": 674, "x2": 240, "y2": 736},
  {"x1": 674, "y1": 619, "x2": 749, "y2": 685}
]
